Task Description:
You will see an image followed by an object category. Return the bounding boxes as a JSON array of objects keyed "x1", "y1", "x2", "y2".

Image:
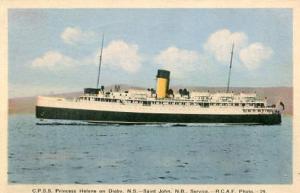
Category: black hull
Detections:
[{"x1": 36, "y1": 106, "x2": 281, "y2": 125}]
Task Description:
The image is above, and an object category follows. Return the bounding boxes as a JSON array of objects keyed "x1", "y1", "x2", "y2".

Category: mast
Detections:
[
  {"x1": 96, "y1": 34, "x2": 105, "y2": 89},
  {"x1": 226, "y1": 43, "x2": 234, "y2": 93}
]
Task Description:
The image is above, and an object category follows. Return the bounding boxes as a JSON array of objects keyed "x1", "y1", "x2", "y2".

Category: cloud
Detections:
[
  {"x1": 30, "y1": 40, "x2": 143, "y2": 74},
  {"x1": 204, "y1": 29, "x2": 273, "y2": 70},
  {"x1": 102, "y1": 40, "x2": 142, "y2": 73},
  {"x1": 204, "y1": 29, "x2": 248, "y2": 63},
  {"x1": 155, "y1": 46, "x2": 203, "y2": 79},
  {"x1": 239, "y1": 43, "x2": 273, "y2": 70},
  {"x1": 61, "y1": 27, "x2": 96, "y2": 45},
  {"x1": 31, "y1": 51, "x2": 77, "y2": 70}
]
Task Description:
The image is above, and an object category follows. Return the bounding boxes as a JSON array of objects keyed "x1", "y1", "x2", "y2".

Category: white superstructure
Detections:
[{"x1": 37, "y1": 89, "x2": 279, "y2": 115}]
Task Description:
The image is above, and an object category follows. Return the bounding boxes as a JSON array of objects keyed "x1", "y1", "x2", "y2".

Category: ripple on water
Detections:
[
  {"x1": 122, "y1": 179, "x2": 136, "y2": 183},
  {"x1": 21, "y1": 167, "x2": 41, "y2": 171},
  {"x1": 72, "y1": 166, "x2": 83, "y2": 170},
  {"x1": 158, "y1": 176, "x2": 178, "y2": 181},
  {"x1": 201, "y1": 175, "x2": 214, "y2": 179}
]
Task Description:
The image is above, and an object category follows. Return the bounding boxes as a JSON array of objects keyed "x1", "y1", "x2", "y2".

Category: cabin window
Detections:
[
  {"x1": 143, "y1": 101, "x2": 151, "y2": 106},
  {"x1": 258, "y1": 109, "x2": 261, "y2": 112}
]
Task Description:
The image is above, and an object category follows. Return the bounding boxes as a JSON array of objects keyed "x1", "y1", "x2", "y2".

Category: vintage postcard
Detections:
[{"x1": 0, "y1": 0, "x2": 299, "y2": 193}]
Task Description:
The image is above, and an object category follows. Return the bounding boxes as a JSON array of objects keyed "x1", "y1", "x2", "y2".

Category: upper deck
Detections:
[{"x1": 76, "y1": 89, "x2": 278, "y2": 114}]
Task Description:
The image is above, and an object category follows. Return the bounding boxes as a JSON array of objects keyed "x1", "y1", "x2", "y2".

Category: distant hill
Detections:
[{"x1": 8, "y1": 86, "x2": 293, "y2": 115}]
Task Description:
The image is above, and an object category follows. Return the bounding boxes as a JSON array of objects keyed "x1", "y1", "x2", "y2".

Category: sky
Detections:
[{"x1": 8, "y1": 9, "x2": 292, "y2": 98}]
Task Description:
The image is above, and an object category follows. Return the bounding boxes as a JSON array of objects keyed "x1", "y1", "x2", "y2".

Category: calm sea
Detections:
[{"x1": 8, "y1": 114, "x2": 292, "y2": 184}]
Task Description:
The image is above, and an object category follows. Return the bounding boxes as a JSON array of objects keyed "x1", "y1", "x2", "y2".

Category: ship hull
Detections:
[{"x1": 36, "y1": 106, "x2": 281, "y2": 125}]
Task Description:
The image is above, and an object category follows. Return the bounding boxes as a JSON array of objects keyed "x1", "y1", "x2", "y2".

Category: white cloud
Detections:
[
  {"x1": 239, "y1": 43, "x2": 273, "y2": 70},
  {"x1": 204, "y1": 29, "x2": 273, "y2": 70},
  {"x1": 61, "y1": 27, "x2": 96, "y2": 45},
  {"x1": 29, "y1": 40, "x2": 143, "y2": 74},
  {"x1": 31, "y1": 51, "x2": 78, "y2": 70},
  {"x1": 155, "y1": 46, "x2": 203, "y2": 79},
  {"x1": 102, "y1": 40, "x2": 142, "y2": 73},
  {"x1": 204, "y1": 29, "x2": 248, "y2": 63}
]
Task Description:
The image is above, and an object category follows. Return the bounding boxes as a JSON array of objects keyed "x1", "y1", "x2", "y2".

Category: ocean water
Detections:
[{"x1": 8, "y1": 114, "x2": 292, "y2": 184}]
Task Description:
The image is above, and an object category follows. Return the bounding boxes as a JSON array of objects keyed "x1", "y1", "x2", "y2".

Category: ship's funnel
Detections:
[{"x1": 156, "y1": 69, "x2": 170, "y2": 99}]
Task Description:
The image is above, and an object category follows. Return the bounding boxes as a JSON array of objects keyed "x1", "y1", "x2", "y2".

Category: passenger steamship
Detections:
[{"x1": 36, "y1": 40, "x2": 282, "y2": 125}]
